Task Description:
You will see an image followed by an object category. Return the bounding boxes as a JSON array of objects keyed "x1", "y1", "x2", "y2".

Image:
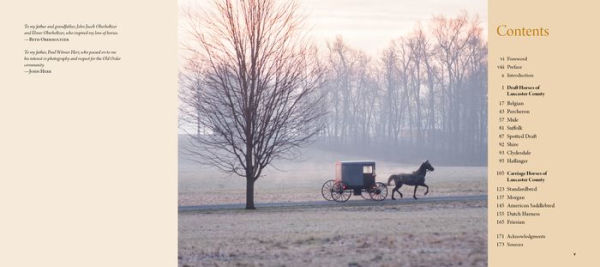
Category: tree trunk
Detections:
[{"x1": 245, "y1": 176, "x2": 255, "y2": 209}]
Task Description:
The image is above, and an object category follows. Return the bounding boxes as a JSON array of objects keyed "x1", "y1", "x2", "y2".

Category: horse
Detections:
[{"x1": 387, "y1": 160, "x2": 435, "y2": 200}]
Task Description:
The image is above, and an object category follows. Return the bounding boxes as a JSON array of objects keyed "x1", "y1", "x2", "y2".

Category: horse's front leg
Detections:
[
  {"x1": 423, "y1": 184, "x2": 429, "y2": 195},
  {"x1": 413, "y1": 185, "x2": 418, "y2": 200}
]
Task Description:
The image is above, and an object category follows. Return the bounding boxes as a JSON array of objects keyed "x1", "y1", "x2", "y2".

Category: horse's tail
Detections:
[{"x1": 387, "y1": 175, "x2": 394, "y2": 186}]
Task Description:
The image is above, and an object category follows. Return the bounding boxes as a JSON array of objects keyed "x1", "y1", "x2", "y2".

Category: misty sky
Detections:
[
  {"x1": 302, "y1": 0, "x2": 487, "y2": 55},
  {"x1": 180, "y1": 0, "x2": 487, "y2": 57}
]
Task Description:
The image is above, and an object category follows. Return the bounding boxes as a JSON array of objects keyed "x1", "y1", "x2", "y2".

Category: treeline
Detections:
[
  {"x1": 180, "y1": 12, "x2": 488, "y2": 166},
  {"x1": 316, "y1": 13, "x2": 487, "y2": 165}
]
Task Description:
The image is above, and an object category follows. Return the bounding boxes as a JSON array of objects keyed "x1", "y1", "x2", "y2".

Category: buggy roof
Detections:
[{"x1": 337, "y1": 161, "x2": 375, "y2": 165}]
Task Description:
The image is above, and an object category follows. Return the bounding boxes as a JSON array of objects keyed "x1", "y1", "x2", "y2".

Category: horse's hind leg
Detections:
[
  {"x1": 392, "y1": 184, "x2": 403, "y2": 200},
  {"x1": 413, "y1": 185, "x2": 419, "y2": 200}
]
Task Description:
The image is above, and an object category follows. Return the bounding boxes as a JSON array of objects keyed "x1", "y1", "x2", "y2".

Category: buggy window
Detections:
[{"x1": 363, "y1": 165, "x2": 373, "y2": 174}]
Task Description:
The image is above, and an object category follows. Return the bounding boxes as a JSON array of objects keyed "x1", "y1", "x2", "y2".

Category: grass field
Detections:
[{"x1": 179, "y1": 201, "x2": 486, "y2": 266}]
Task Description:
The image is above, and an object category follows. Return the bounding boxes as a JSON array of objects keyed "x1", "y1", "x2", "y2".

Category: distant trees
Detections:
[
  {"x1": 319, "y1": 13, "x2": 487, "y2": 165},
  {"x1": 180, "y1": 0, "x2": 325, "y2": 209}
]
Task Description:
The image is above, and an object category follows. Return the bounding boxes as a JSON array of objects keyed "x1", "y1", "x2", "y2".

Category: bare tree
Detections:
[{"x1": 181, "y1": 0, "x2": 325, "y2": 209}]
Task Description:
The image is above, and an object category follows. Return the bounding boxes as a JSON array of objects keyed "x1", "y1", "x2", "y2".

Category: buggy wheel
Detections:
[
  {"x1": 361, "y1": 189, "x2": 372, "y2": 200},
  {"x1": 331, "y1": 181, "x2": 351, "y2": 202},
  {"x1": 321, "y1": 179, "x2": 335, "y2": 201},
  {"x1": 369, "y1": 182, "x2": 388, "y2": 201}
]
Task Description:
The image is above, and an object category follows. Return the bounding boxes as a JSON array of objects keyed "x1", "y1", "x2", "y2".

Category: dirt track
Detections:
[{"x1": 179, "y1": 194, "x2": 487, "y2": 212}]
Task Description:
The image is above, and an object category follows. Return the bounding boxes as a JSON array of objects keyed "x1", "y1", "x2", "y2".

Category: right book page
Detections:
[{"x1": 489, "y1": 0, "x2": 600, "y2": 265}]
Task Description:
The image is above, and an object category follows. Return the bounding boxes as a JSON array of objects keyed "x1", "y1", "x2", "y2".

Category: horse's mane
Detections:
[{"x1": 413, "y1": 162, "x2": 427, "y2": 174}]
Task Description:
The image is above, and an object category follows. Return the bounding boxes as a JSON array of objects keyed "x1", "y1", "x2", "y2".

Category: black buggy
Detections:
[{"x1": 321, "y1": 161, "x2": 388, "y2": 202}]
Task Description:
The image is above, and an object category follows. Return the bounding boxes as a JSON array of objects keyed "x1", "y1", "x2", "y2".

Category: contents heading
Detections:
[{"x1": 496, "y1": 25, "x2": 550, "y2": 37}]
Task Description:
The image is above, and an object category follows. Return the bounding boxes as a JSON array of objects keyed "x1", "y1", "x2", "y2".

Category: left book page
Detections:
[{"x1": 0, "y1": 1, "x2": 177, "y2": 266}]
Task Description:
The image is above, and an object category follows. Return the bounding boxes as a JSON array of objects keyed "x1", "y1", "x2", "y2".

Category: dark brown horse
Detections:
[{"x1": 387, "y1": 160, "x2": 435, "y2": 200}]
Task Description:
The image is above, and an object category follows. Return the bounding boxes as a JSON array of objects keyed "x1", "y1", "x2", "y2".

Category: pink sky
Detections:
[{"x1": 180, "y1": 0, "x2": 487, "y2": 56}]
